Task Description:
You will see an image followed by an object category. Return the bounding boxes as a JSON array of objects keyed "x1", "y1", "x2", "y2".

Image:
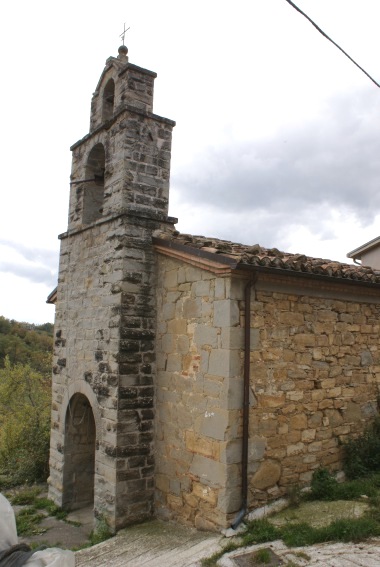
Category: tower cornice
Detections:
[{"x1": 70, "y1": 105, "x2": 176, "y2": 151}]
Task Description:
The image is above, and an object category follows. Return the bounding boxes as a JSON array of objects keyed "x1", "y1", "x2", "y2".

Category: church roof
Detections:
[{"x1": 154, "y1": 230, "x2": 380, "y2": 286}]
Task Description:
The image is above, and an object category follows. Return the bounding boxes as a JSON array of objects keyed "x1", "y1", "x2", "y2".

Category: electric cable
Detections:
[{"x1": 284, "y1": 0, "x2": 380, "y2": 89}]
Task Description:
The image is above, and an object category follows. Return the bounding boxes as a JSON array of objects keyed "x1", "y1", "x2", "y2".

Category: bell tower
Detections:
[{"x1": 49, "y1": 43, "x2": 176, "y2": 530}]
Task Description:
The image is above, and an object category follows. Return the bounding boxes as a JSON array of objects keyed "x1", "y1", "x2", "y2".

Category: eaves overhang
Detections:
[
  {"x1": 153, "y1": 237, "x2": 239, "y2": 275},
  {"x1": 154, "y1": 237, "x2": 380, "y2": 290}
]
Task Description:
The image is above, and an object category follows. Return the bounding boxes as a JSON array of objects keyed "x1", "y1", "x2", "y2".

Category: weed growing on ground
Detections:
[
  {"x1": 242, "y1": 519, "x2": 281, "y2": 547},
  {"x1": 33, "y1": 497, "x2": 67, "y2": 520},
  {"x1": 344, "y1": 417, "x2": 380, "y2": 479},
  {"x1": 308, "y1": 468, "x2": 338, "y2": 501},
  {"x1": 305, "y1": 468, "x2": 380, "y2": 502},
  {"x1": 9, "y1": 487, "x2": 42, "y2": 505},
  {"x1": 9, "y1": 486, "x2": 70, "y2": 536},
  {"x1": 293, "y1": 551, "x2": 311, "y2": 560},
  {"x1": 287, "y1": 484, "x2": 302, "y2": 508},
  {"x1": 200, "y1": 541, "x2": 240, "y2": 566},
  {"x1": 253, "y1": 547, "x2": 272, "y2": 563},
  {"x1": 90, "y1": 515, "x2": 113, "y2": 546},
  {"x1": 242, "y1": 515, "x2": 380, "y2": 549},
  {"x1": 16, "y1": 507, "x2": 46, "y2": 536}
]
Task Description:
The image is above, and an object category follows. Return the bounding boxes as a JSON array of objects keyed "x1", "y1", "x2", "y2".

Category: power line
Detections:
[{"x1": 284, "y1": 0, "x2": 380, "y2": 89}]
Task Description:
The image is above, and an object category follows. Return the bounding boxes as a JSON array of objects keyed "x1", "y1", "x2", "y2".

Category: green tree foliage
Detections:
[
  {"x1": 0, "y1": 357, "x2": 51, "y2": 484},
  {"x1": 0, "y1": 316, "x2": 53, "y2": 374}
]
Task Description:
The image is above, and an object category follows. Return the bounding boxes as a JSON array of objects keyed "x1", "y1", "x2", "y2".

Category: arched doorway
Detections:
[{"x1": 62, "y1": 393, "x2": 96, "y2": 510}]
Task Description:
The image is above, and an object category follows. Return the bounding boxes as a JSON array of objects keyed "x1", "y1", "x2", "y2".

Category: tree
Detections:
[
  {"x1": 0, "y1": 357, "x2": 51, "y2": 484},
  {"x1": 0, "y1": 315, "x2": 53, "y2": 373}
]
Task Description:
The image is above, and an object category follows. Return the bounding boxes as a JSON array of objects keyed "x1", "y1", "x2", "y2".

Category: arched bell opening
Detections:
[
  {"x1": 102, "y1": 79, "x2": 115, "y2": 122},
  {"x1": 62, "y1": 393, "x2": 96, "y2": 510},
  {"x1": 82, "y1": 143, "x2": 105, "y2": 225}
]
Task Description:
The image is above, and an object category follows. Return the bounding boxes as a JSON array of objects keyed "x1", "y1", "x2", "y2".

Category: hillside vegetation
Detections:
[
  {"x1": 0, "y1": 316, "x2": 53, "y2": 374},
  {"x1": 0, "y1": 316, "x2": 53, "y2": 485}
]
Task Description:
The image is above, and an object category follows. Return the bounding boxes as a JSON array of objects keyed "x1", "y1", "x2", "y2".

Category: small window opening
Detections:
[
  {"x1": 83, "y1": 143, "x2": 105, "y2": 224},
  {"x1": 102, "y1": 79, "x2": 115, "y2": 122}
]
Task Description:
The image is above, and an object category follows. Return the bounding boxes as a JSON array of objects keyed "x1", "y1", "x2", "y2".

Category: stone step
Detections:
[{"x1": 75, "y1": 519, "x2": 223, "y2": 567}]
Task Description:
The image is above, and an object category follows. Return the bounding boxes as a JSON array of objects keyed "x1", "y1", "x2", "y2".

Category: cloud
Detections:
[
  {"x1": 0, "y1": 239, "x2": 58, "y2": 266},
  {"x1": 171, "y1": 86, "x2": 380, "y2": 246},
  {"x1": 0, "y1": 240, "x2": 57, "y2": 288},
  {"x1": 0, "y1": 261, "x2": 56, "y2": 287}
]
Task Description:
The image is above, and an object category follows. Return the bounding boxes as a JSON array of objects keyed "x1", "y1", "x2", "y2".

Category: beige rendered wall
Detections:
[
  {"x1": 155, "y1": 256, "x2": 244, "y2": 530},
  {"x1": 360, "y1": 248, "x2": 380, "y2": 270}
]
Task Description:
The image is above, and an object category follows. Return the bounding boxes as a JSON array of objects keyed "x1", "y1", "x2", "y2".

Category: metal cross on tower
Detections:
[{"x1": 120, "y1": 23, "x2": 130, "y2": 46}]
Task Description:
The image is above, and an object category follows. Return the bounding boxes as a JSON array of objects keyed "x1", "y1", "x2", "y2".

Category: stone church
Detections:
[{"x1": 48, "y1": 44, "x2": 380, "y2": 532}]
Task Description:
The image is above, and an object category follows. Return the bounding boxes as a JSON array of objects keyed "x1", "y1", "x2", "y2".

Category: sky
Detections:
[{"x1": 1, "y1": 0, "x2": 380, "y2": 324}]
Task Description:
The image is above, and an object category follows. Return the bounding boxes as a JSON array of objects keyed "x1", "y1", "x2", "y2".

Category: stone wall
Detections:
[
  {"x1": 243, "y1": 276, "x2": 380, "y2": 507},
  {"x1": 155, "y1": 255, "x2": 244, "y2": 530},
  {"x1": 155, "y1": 262, "x2": 380, "y2": 528}
]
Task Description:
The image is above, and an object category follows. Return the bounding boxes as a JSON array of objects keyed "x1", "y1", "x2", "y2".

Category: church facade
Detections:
[{"x1": 49, "y1": 46, "x2": 380, "y2": 532}]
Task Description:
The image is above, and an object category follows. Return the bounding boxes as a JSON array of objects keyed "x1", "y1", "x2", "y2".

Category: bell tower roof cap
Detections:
[{"x1": 118, "y1": 44, "x2": 128, "y2": 61}]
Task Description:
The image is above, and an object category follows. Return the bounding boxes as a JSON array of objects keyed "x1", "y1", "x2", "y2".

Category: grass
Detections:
[
  {"x1": 202, "y1": 469, "x2": 380, "y2": 566},
  {"x1": 6, "y1": 485, "x2": 70, "y2": 536},
  {"x1": 9, "y1": 486, "x2": 42, "y2": 505},
  {"x1": 253, "y1": 547, "x2": 272, "y2": 563},
  {"x1": 16, "y1": 507, "x2": 46, "y2": 536},
  {"x1": 3, "y1": 482, "x2": 109, "y2": 551},
  {"x1": 200, "y1": 541, "x2": 240, "y2": 566}
]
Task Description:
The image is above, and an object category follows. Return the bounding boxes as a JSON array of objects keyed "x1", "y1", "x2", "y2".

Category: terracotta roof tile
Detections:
[{"x1": 154, "y1": 229, "x2": 380, "y2": 285}]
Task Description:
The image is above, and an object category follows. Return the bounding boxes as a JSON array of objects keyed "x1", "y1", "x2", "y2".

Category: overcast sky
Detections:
[{"x1": 1, "y1": 0, "x2": 380, "y2": 324}]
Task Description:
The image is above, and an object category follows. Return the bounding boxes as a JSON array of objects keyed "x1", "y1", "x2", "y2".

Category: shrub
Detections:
[
  {"x1": 0, "y1": 358, "x2": 51, "y2": 484},
  {"x1": 90, "y1": 515, "x2": 113, "y2": 546},
  {"x1": 343, "y1": 418, "x2": 380, "y2": 479},
  {"x1": 309, "y1": 467, "x2": 338, "y2": 501}
]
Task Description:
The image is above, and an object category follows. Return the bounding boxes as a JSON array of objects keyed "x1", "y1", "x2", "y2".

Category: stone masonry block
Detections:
[
  {"x1": 185, "y1": 266, "x2": 202, "y2": 283},
  {"x1": 164, "y1": 270, "x2": 178, "y2": 288},
  {"x1": 185, "y1": 431, "x2": 219, "y2": 459},
  {"x1": 192, "y1": 483, "x2": 218, "y2": 505},
  {"x1": 194, "y1": 326, "x2": 218, "y2": 348},
  {"x1": 217, "y1": 487, "x2": 241, "y2": 513},
  {"x1": 199, "y1": 408, "x2": 229, "y2": 441},
  {"x1": 230, "y1": 278, "x2": 245, "y2": 300},
  {"x1": 177, "y1": 335, "x2": 190, "y2": 354},
  {"x1": 193, "y1": 280, "x2": 211, "y2": 297},
  {"x1": 220, "y1": 439, "x2": 241, "y2": 464},
  {"x1": 183, "y1": 298, "x2": 202, "y2": 319},
  {"x1": 162, "y1": 303, "x2": 175, "y2": 320},
  {"x1": 189, "y1": 455, "x2": 226, "y2": 488},
  {"x1": 249, "y1": 436, "x2": 267, "y2": 461},
  {"x1": 229, "y1": 350, "x2": 242, "y2": 378},
  {"x1": 161, "y1": 334, "x2": 175, "y2": 353},
  {"x1": 167, "y1": 318, "x2": 187, "y2": 334},
  {"x1": 251, "y1": 460, "x2": 281, "y2": 490},
  {"x1": 215, "y1": 278, "x2": 225, "y2": 299},
  {"x1": 214, "y1": 300, "x2": 239, "y2": 328},
  {"x1": 166, "y1": 353, "x2": 182, "y2": 372},
  {"x1": 227, "y1": 376, "x2": 243, "y2": 409},
  {"x1": 208, "y1": 349, "x2": 230, "y2": 378}
]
